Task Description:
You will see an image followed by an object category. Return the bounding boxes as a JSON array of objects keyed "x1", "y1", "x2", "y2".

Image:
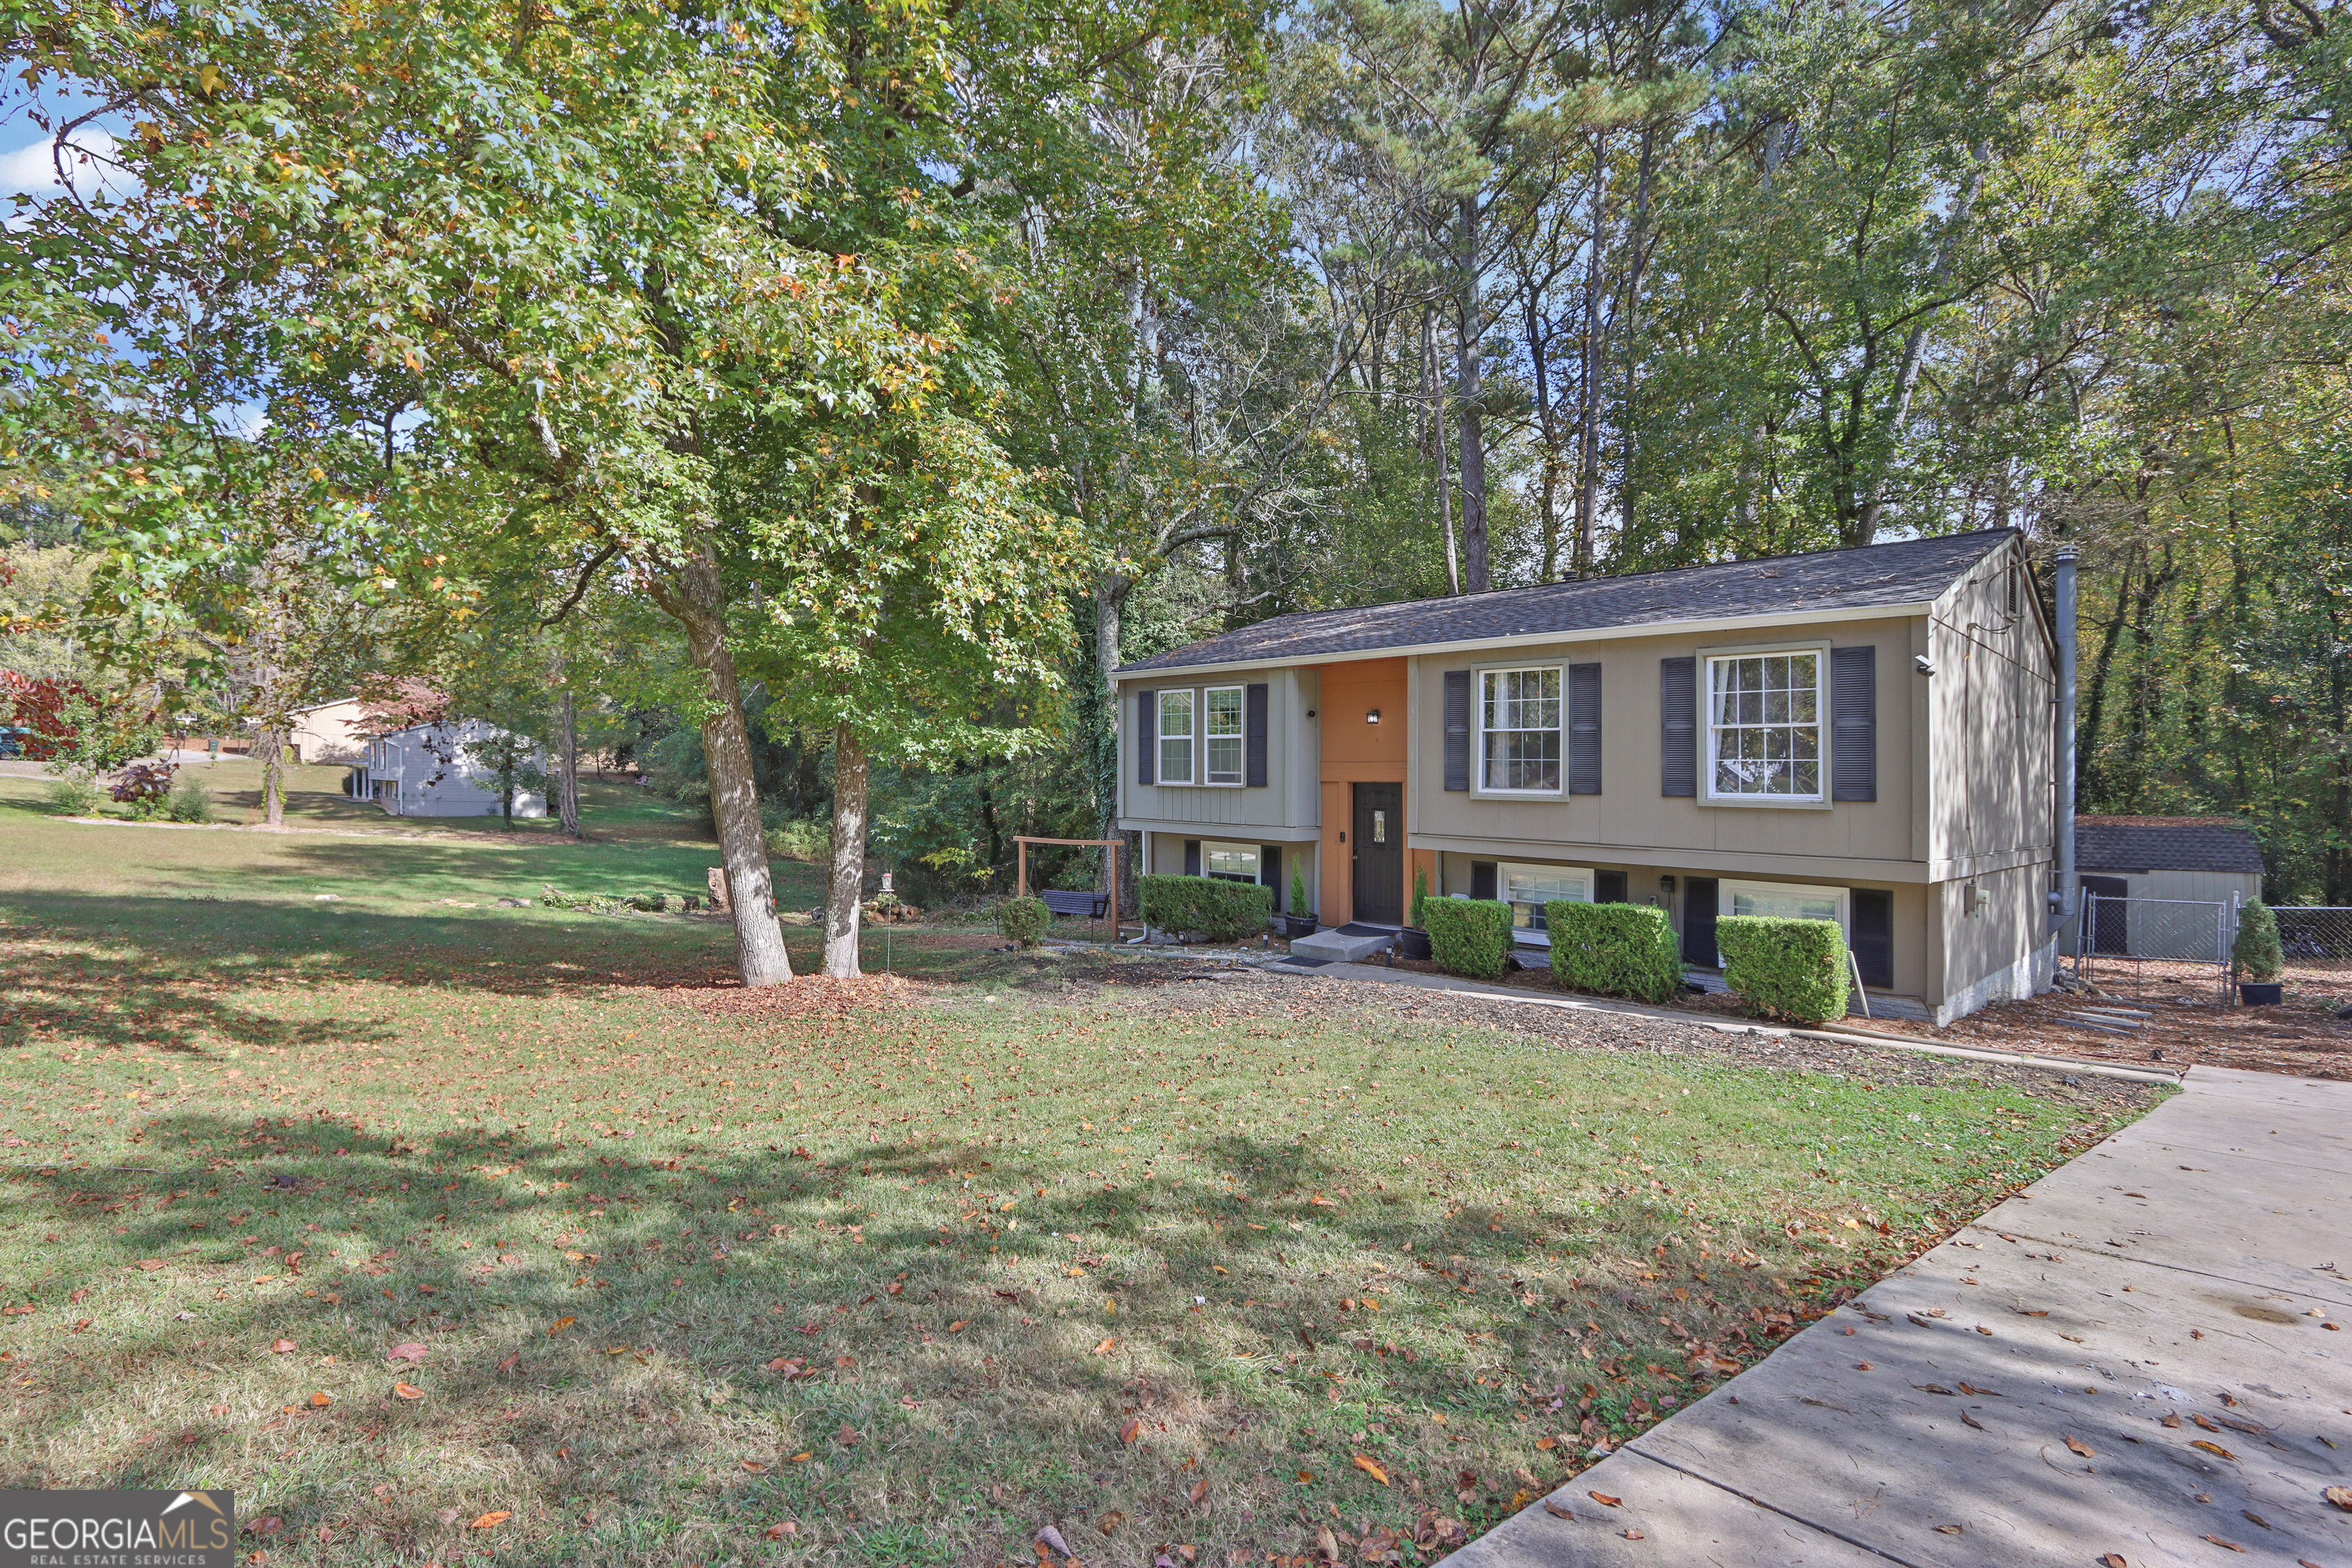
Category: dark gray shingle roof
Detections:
[
  {"x1": 1118, "y1": 530, "x2": 2017, "y2": 674},
  {"x1": 2076, "y1": 817, "x2": 2264, "y2": 875}
]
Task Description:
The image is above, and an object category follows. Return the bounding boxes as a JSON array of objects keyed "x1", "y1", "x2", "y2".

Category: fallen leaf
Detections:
[
  {"x1": 1096, "y1": 1512, "x2": 1125, "y2": 1538},
  {"x1": 272, "y1": 1339, "x2": 297, "y2": 1354},
  {"x1": 741, "y1": 1459, "x2": 769, "y2": 1474},
  {"x1": 547, "y1": 1318, "x2": 575, "y2": 1335},
  {"x1": 1960, "y1": 1411, "x2": 1984, "y2": 1430},
  {"x1": 835, "y1": 1423, "x2": 858, "y2": 1446},
  {"x1": 2065, "y1": 1436, "x2": 2094, "y2": 1458},
  {"x1": 1036, "y1": 1525, "x2": 1073, "y2": 1557},
  {"x1": 1542, "y1": 1500, "x2": 1576, "y2": 1520},
  {"x1": 1620, "y1": 1530, "x2": 1645, "y2": 1540},
  {"x1": 766, "y1": 1357, "x2": 802, "y2": 1373},
  {"x1": 1296, "y1": 1470, "x2": 1314, "y2": 1484},
  {"x1": 2160, "y1": 1413, "x2": 2181, "y2": 1429},
  {"x1": 393, "y1": 1382, "x2": 423, "y2": 1401},
  {"x1": 308, "y1": 1391, "x2": 332, "y2": 1407},
  {"x1": 1353, "y1": 1455, "x2": 1390, "y2": 1486},
  {"x1": 2190, "y1": 1441, "x2": 2237, "y2": 1461},
  {"x1": 472, "y1": 1511, "x2": 510, "y2": 1530},
  {"x1": 788, "y1": 1452, "x2": 812, "y2": 1463},
  {"x1": 2324, "y1": 1487, "x2": 2352, "y2": 1513},
  {"x1": 386, "y1": 1343, "x2": 427, "y2": 1364},
  {"x1": 247, "y1": 1516, "x2": 283, "y2": 1537},
  {"x1": 1120, "y1": 1418, "x2": 1141, "y2": 1444},
  {"x1": 497, "y1": 1351, "x2": 521, "y2": 1376},
  {"x1": 949, "y1": 1320, "x2": 969, "y2": 1332},
  {"x1": 2097, "y1": 1556, "x2": 2127, "y2": 1567},
  {"x1": 1188, "y1": 1480, "x2": 1210, "y2": 1504},
  {"x1": 762, "y1": 1522, "x2": 799, "y2": 1540},
  {"x1": 2201, "y1": 1537, "x2": 2245, "y2": 1553},
  {"x1": 1316, "y1": 1524, "x2": 1339, "y2": 1560},
  {"x1": 1534, "y1": 1436, "x2": 1557, "y2": 1451},
  {"x1": 1588, "y1": 1491, "x2": 1622, "y2": 1508},
  {"x1": 1915, "y1": 1384, "x2": 1955, "y2": 1396},
  {"x1": 1934, "y1": 1524, "x2": 1963, "y2": 1534},
  {"x1": 135, "y1": 1259, "x2": 165, "y2": 1272},
  {"x1": 1093, "y1": 1338, "x2": 1117, "y2": 1355}
]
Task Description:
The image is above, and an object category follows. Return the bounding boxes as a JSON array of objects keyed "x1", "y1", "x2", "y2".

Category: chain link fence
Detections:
[
  {"x1": 2072, "y1": 898, "x2": 2352, "y2": 1003},
  {"x1": 2275, "y1": 906, "x2": 2352, "y2": 967}
]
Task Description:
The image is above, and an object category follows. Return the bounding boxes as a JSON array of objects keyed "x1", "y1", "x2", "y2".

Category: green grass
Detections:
[{"x1": 0, "y1": 776, "x2": 2161, "y2": 1567}]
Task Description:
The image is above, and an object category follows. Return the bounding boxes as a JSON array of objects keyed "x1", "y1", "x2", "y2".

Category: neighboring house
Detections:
[
  {"x1": 1114, "y1": 528, "x2": 2058, "y2": 1024},
  {"x1": 346, "y1": 719, "x2": 546, "y2": 818},
  {"x1": 2069, "y1": 815, "x2": 2264, "y2": 959},
  {"x1": 286, "y1": 697, "x2": 376, "y2": 765}
]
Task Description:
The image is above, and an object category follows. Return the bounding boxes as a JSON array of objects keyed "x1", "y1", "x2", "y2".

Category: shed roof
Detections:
[
  {"x1": 1117, "y1": 528, "x2": 2018, "y2": 675},
  {"x1": 2076, "y1": 816, "x2": 2264, "y2": 875}
]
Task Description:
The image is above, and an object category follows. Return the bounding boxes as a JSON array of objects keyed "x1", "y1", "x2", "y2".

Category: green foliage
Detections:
[
  {"x1": 1410, "y1": 864, "x2": 1430, "y2": 929},
  {"x1": 997, "y1": 896, "x2": 1051, "y2": 949},
  {"x1": 43, "y1": 776, "x2": 103, "y2": 816},
  {"x1": 1717, "y1": 916, "x2": 1851, "y2": 1024},
  {"x1": 165, "y1": 776, "x2": 214, "y2": 824},
  {"x1": 765, "y1": 818, "x2": 830, "y2": 863},
  {"x1": 2233, "y1": 900, "x2": 2283, "y2": 982},
  {"x1": 1139, "y1": 875, "x2": 1273, "y2": 942},
  {"x1": 1290, "y1": 864, "x2": 1310, "y2": 918},
  {"x1": 1546, "y1": 901, "x2": 1683, "y2": 1003},
  {"x1": 1423, "y1": 898, "x2": 1514, "y2": 981}
]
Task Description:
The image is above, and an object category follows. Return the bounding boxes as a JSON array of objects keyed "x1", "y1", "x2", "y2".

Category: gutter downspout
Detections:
[{"x1": 2054, "y1": 544, "x2": 2078, "y2": 939}]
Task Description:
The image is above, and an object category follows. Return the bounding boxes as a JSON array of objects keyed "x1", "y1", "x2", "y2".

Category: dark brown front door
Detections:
[{"x1": 1351, "y1": 782, "x2": 1403, "y2": 926}]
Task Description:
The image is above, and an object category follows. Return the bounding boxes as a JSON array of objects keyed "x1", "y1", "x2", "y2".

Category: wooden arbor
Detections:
[{"x1": 1011, "y1": 835, "x2": 1125, "y2": 942}]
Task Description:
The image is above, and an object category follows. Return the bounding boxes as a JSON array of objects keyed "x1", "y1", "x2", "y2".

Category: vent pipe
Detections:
[{"x1": 2054, "y1": 544, "x2": 2078, "y2": 932}]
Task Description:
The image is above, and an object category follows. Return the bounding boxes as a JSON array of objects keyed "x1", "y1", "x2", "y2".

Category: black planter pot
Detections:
[
  {"x1": 1397, "y1": 927, "x2": 1433, "y2": 961},
  {"x1": 2239, "y1": 981, "x2": 2284, "y2": 1006},
  {"x1": 1279, "y1": 913, "x2": 1318, "y2": 939}
]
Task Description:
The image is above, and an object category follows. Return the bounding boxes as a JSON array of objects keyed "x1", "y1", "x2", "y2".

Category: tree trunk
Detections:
[
  {"x1": 652, "y1": 548, "x2": 793, "y2": 987},
  {"x1": 1455, "y1": 198, "x2": 1490, "y2": 593},
  {"x1": 1525, "y1": 289, "x2": 1562, "y2": 583},
  {"x1": 1429, "y1": 310, "x2": 1460, "y2": 596},
  {"x1": 1094, "y1": 574, "x2": 1141, "y2": 919},
  {"x1": 260, "y1": 728, "x2": 286, "y2": 828},
  {"x1": 825, "y1": 721, "x2": 870, "y2": 978},
  {"x1": 557, "y1": 684, "x2": 580, "y2": 837},
  {"x1": 1573, "y1": 141, "x2": 1608, "y2": 579}
]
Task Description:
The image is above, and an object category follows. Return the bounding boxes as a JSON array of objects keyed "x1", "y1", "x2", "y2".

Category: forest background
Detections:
[{"x1": 4, "y1": 0, "x2": 2347, "y2": 933}]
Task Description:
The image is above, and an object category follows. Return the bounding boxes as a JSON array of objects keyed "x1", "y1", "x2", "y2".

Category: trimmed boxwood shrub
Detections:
[
  {"x1": 1716, "y1": 915, "x2": 1851, "y2": 1024},
  {"x1": 1546, "y1": 900, "x2": 1683, "y2": 1003},
  {"x1": 1424, "y1": 897, "x2": 1514, "y2": 980},
  {"x1": 1140, "y1": 874, "x2": 1273, "y2": 942},
  {"x1": 997, "y1": 895, "x2": 1050, "y2": 949},
  {"x1": 2233, "y1": 900, "x2": 2282, "y2": 982}
]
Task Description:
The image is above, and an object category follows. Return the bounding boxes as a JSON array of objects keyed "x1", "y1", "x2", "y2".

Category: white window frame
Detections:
[
  {"x1": 1477, "y1": 665, "x2": 1565, "y2": 797},
  {"x1": 1501, "y1": 861, "x2": 1593, "y2": 936},
  {"x1": 1157, "y1": 689, "x2": 1196, "y2": 786},
  {"x1": 1203, "y1": 841, "x2": 1261, "y2": 884},
  {"x1": 1204, "y1": 684, "x2": 1246, "y2": 786},
  {"x1": 1719, "y1": 878, "x2": 1849, "y2": 934},
  {"x1": 1703, "y1": 643, "x2": 1829, "y2": 806}
]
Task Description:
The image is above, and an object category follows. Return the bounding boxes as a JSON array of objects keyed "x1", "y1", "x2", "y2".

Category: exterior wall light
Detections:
[{"x1": 1365, "y1": 708, "x2": 1382, "y2": 724}]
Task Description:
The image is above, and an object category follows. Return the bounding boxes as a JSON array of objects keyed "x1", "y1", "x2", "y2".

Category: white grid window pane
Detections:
[
  {"x1": 1481, "y1": 668, "x2": 1562, "y2": 792},
  {"x1": 1504, "y1": 864, "x2": 1590, "y2": 930},
  {"x1": 1204, "y1": 844, "x2": 1258, "y2": 884},
  {"x1": 1709, "y1": 654, "x2": 1821, "y2": 797},
  {"x1": 1158, "y1": 691, "x2": 1194, "y2": 784},
  {"x1": 1205, "y1": 688, "x2": 1244, "y2": 783},
  {"x1": 1730, "y1": 888, "x2": 1840, "y2": 923}
]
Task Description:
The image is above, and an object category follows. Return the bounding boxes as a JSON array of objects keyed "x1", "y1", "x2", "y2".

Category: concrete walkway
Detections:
[{"x1": 1457, "y1": 1066, "x2": 2352, "y2": 1568}]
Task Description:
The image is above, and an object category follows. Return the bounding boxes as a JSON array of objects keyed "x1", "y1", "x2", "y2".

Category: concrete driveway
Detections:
[{"x1": 1459, "y1": 1066, "x2": 2352, "y2": 1568}]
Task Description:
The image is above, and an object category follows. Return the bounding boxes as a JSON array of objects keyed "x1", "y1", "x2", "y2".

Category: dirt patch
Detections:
[{"x1": 1832, "y1": 983, "x2": 2352, "y2": 1079}]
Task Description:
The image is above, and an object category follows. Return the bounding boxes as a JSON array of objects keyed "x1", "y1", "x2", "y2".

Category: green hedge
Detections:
[
  {"x1": 1546, "y1": 900, "x2": 1683, "y2": 1003},
  {"x1": 2233, "y1": 900, "x2": 2282, "y2": 982},
  {"x1": 1140, "y1": 874, "x2": 1273, "y2": 942},
  {"x1": 1716, "y1": 915, "x2": 1851, "y2": 1024},
  {"x1": 1423, "y1": 897, "x2": 1514, "y2": 980},
  {"x1": 997, "y1": 895, "x2": 1050, "y2": 949}
]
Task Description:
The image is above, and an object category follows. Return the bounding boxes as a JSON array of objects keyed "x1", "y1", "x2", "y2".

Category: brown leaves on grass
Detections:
[
  {"x1": 472, "y1": 1511, "x2": 510, "y2": 1530},
  {"x1": 658, "y1": 974, "x2": 910, "y2": 1021},
  {"x1": 271, "y1": 1339, "x2": 297, "y2": 1354},
  {"x1": 307, "y1": 1391, "x2": 331, "y2": 1407},
  {"x1": 392, "y1": 1382, "x2": 423, "y2": 1401},
  {"x1": 1352, "y1": 1455, "x2": 1390, "y2": 1485},
  {"x1": 385, "y1": 1342, "x2": 426, "y2": 1364}
]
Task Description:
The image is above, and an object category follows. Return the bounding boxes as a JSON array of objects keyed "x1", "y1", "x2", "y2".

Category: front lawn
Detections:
[{"x1": 0, "y1": 795, "x2": 2160, "y2": 1567}]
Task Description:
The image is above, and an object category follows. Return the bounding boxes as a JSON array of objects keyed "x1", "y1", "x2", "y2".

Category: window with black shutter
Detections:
[
  {"x1": 1831, "y1": 647, "x2": 1876, "y2": 802},
  {"x1": 1245, "y1": 684, "x2": 1269, "y2": 787},
  {"x1": 1569, "y1": 662, "x2": 1602, "y2": 795},
  {"x1": 1443, "y1": 670, "x2": 1472, "y2": 791},
  {"x1": 1136, "y1": 689, "x2": 1155, "y2": 786},
  {"x1": 1660, "y1": 658, "x2": 1697, "y2": 796}
]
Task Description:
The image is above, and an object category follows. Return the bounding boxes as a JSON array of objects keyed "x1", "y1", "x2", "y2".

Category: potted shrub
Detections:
[
  {"x1": 2234, "y1": 899, "x2": 2284, "y2": 1005},
  {"x1": 1397, "y1": 866, "x2": 1434, "y2": 959},
  {"x1": 1280, "y1": 866, "x2": 1317, "y2": 939}
]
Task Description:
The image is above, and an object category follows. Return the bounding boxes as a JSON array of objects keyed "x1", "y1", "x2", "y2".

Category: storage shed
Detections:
[{"x1": 2074, "y1": 815, "x2": 2264, "y2": 908}]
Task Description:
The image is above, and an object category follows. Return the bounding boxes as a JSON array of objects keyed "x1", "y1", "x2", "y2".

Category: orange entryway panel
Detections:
[{"x1": 1316, "y1": 658, "x2": 1407, "y2": 925}]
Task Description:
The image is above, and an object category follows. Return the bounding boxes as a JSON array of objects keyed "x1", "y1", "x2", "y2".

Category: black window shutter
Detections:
[
  {"x1": 1851, "y1": 887, "x2": 1893, "y2": 988},
  {"x1": 1683, "y1": 876, "x2": 1718, "y2": 967},
  {"x1": 1569, "y1": 662, "x2": 1602, "y2": 795},
  {"x1": 1184, "y1": 839, "x2": 1200, "y2": 877},
  {"x1": 1443, "y1": 670, "x2": 1472, "y2": 791},
  {"x1": 1136, "y1": 690, "x2": 1155, "y2": 786},
  {"x1": 1596, "y1": 869, "x2": 1627, "y2": 904},
  {"x1": 1661, "y1": 657, "x2": 1697, "y2": 797},
  {"x1": 1245, "y1": 683, "x2": 1269, "y2": 788},
  {"x1": 1831, "y1": 646, "x2": 1876, "y2": 802},
  {"x1": 1261, "y1": 844, "x2": 1280, "y2": 892},
  {"x1": 1469, "y1": 861, "x2": 1498, "y2": 901}
]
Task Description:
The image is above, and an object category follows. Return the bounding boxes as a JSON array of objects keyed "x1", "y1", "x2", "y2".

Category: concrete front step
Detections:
[{"x1": 1287, "y1": 924, "x2": 1400, "y2": 964}]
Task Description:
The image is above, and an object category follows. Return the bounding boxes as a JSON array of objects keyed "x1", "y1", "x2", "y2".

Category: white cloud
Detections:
[{"x1": 2, "y1": 128, "x2": 131, "y2": 201}]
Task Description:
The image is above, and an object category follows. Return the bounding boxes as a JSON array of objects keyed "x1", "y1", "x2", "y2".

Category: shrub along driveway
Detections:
[{"x1": 1458, "y1": 1065, "x2": 2352, "y2": 1568}]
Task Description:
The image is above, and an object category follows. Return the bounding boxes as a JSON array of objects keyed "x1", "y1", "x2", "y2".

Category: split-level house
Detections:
[{"x1": 1112, "y1": 529, "x2": 2060, "y2": 1024}]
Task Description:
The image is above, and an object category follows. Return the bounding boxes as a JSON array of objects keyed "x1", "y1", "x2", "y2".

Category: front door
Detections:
[{"x1": 1351, "y1": 782, "x2": 1403, "y2": 926}]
